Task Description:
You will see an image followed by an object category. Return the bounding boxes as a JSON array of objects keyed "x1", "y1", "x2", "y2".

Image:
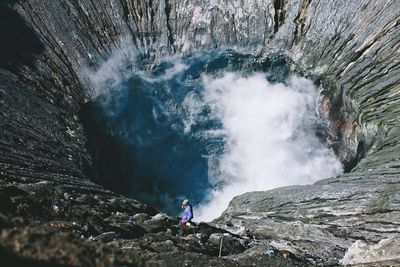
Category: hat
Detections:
[{"x1": 181, "y1": 199, "x2": 189, "y2": 206}]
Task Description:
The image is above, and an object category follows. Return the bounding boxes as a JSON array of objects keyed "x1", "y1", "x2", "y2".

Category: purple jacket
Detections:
[{"x1": 181, "y1": 204, "x2": 193, "y2": 221}]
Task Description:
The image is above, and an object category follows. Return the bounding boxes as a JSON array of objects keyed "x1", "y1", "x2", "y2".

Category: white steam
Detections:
[
  {"x1": 84, "y1": 41, "x2": 140, "y2": 98},
  {"x1": 86, "y1": 52, "x2": 343, "y2": 221},
  {"x1": 190, "y1": 73, "x2": 343, "y2": 221}
]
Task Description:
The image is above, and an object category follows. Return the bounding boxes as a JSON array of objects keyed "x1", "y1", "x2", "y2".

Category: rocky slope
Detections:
[
  {"x1": 2, "y1": 177, "x2": 310, "y2": 266},
  {"x1": 0, "y1": 0, "x2": 399, "y2": 266},
  {"x1": 214, "y1": 1, "x2": 400, "y2": 265}
]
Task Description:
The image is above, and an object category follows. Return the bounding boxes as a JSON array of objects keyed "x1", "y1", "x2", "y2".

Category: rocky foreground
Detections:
[
  {"x1": 0, "y1": 175, "x2": 312, "y2": 266},
  {"x1": 216, "y1": 169, "x2": 400, "y2": 265}
]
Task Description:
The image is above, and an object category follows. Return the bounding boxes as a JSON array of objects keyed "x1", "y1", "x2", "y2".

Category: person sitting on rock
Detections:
[{"x1": 179, "y1": 199, "x2": 193, "y2": 226}]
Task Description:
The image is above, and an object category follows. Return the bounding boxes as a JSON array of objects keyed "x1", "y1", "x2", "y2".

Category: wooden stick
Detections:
[{"x1": 219, "y1": 236, "x2": 223, "y2": 257}]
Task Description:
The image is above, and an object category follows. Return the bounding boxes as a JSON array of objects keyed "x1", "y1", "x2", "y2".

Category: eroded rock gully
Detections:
[{"x1": 0, "y1": 0, "x2": 399, "y2": 266}]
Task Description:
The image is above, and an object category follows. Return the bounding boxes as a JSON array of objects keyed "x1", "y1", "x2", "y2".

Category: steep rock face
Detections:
[
  {"x1": 265, "y1": 0, "x2": 400, "y2": 168},
  {"x1": 0, "y1": 0, "x2": 399, "y2": 265},
  {"x1": 216, "y1": 2, "x2": 400, "y2": 264},
  {"x1": 1, "y1": 0, "x2": 398, "y2": 183},
  {"x1": 215, "y1": 1, "x2": 400, "y2": 264}
]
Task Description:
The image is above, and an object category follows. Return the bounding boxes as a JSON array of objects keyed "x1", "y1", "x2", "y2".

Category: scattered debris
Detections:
[
  {"x1": 129, "y1": 217, "x2": 136, "y2": 225},
  {"x1": 340, "y1": 238, "x2": 400, "y2": 265},
  {"x1": 266, "y1": 247, "x2": 275, "y2": 257}
]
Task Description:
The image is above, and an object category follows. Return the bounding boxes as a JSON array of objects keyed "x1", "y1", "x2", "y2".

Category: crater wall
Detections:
[{"x1": 0, "y1": 1, "x2": 399, "y2": 263}]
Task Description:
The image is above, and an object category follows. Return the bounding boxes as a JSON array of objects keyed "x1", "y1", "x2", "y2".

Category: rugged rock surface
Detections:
[
  {"x1": 216, "y1": 170, "x2": 400, "y2": 265},
  {"x1": 0, "y1": 0, "x2": 399, "y2": 266},
  {"x1": 213, "y1": 2, "x2": 400, "y2": 266},
  {"x1": 0, "y1": 177, "x2": 308, "y2": 266}
]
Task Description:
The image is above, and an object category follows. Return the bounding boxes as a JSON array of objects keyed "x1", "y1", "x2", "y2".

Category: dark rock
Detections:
[
  {"x1": 195, "y1": 233, "x2": 208, "y2": 244},
  {"x1": 132, "y1": 213, "x2": 150, "y2": 224},
  {"x1": 207, "y1": 233, "x2": 243, "y2": 256},
  {"x1": 141, "y1": 221, "x2": 168, "y2": 234},
  {"x1": 181, "y1": 234, "x2": 199, "y2": 244},
  {"x1": 0, "y1": 226, "x2": 143, "y2": 267},
  {"x1": 109, "y1": 223, "x2": 146, "y2": 239},
  {"x1": 94, "y1": 231, "x2": 119, "y2": 243}
]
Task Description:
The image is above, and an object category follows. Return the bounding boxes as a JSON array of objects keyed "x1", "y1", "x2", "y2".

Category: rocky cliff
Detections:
[{"x1": 0, "y1": 0, "x2": 399, "y2": 266}]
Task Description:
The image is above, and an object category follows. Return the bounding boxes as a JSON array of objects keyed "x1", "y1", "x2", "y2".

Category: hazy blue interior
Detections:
[{"x1": 80, "y1": 50, "x2": 292, "y2": 215}]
